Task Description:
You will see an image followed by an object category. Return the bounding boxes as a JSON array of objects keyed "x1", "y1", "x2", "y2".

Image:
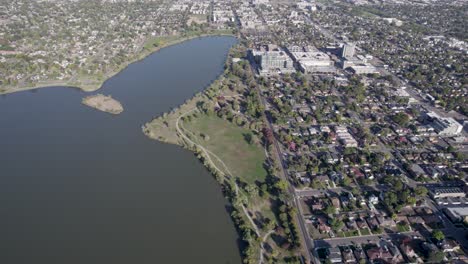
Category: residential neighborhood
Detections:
[
  {"x1": 230, "y1": 0, "x2": 467, "y2": 263},
  {"x1": 1, "y1": 0, "x2": 466, "y2": 263}
]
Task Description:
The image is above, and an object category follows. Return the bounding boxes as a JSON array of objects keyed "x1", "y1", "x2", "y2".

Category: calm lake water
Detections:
[{"x1": 0, "y1": 36, "x2": 241, "y2": 264}]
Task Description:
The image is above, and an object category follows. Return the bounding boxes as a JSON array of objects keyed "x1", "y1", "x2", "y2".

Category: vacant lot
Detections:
[{"x1": 183, "y1": 114, "x2": 267, "y2": 184}]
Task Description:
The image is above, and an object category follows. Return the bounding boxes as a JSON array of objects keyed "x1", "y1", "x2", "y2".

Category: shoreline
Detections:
[
  {"x1": 142, "y1": 44, "x2": 280, "y2": 263},
  {"x1": 0, "y1": 32, "x2": 235, "y2": 96}
]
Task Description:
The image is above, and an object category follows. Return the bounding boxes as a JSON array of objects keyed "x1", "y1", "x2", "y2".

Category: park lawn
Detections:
[
  {"x1": 144, "y1": 35, "x2": 182, "y2": 50},
  {"x1": 184, "y1": 114, "x2": 267, "y2": 184}
]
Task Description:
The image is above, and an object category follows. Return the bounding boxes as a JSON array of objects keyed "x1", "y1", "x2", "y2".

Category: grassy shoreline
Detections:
[
  {"x1": 143, "y1": 45, "x2": 304, "y2": 263},
  {"x1": 0, "y1": 31, "x2": 235, "y2": 96}
]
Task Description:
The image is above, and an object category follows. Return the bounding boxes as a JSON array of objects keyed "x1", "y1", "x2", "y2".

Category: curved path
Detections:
[{"x1": 176, "y1": 108, "x2": 268, "y2": 263}]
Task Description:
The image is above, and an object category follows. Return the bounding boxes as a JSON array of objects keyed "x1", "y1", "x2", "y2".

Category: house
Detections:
[
  {"x1": 353, "y1": 247, "x2": 367, "y2": 263},
  {"x1": 342, "y1": 247, "x2": 356, "y2": 263},
  {"x1": 400, "y1": 242, "x2": 418, "y2": 259},
  {"x1": 330, "y1": 197, "x2": 341, "y2": 210},
  {"x1": 317, "y1": 216, "x2": 331, "y2": 233},
  {"x1": 422, "y1": 214, "x2": 442, "y2": 226},
  {"x1": 340, "y1": 194, "x2": 351, "y2": 207},
  {"x1": 366, "y1": 246, "x2": 393, "y2": 263},
  {"x1": 346, "y1": 218, "x2": 357, "y2": 230},
  {"x1": 366, "y1": 216, "x2": 380, "y2": 230},
  {"x1": 294, "y1": 172, "x2": 310, "y2": 184},
  {"x1": 310, "y1": 198, "x2": 325, "y2": 211},
  {"x1": 438, "y1": 239, "x2": 461, "y2": 252},
  {"x1": 356, "y1": 218, "x2": 369, "y2": 229},
  {"x1": 321, "y1": 126, "x2": 331, "y2": 133},
  {"x1": 407, "y1": 216, "x2": 425, "y2": 225},
  {"x1": 309, "y1": 127, "x2": 319, "y2": 135},
  {"x1": 369, "y1": 194, "x2": 379, "y2": 205},
  {"x1": 327, "y1": 152, "x2": 341, "y2": 164},
  {"x1": 328, "y1": 247, "x2": 343, "y2": 263},
  {"x1": 398, "y1": 236, "x2": 423, "y2": 262},
  {"x1": 367, "y1": 242, "x2": 404, "y2": 264},
  {"x1": 422, "y1": 242, "x2": 439, "y2": 253},
  {"x1": 365, "y1": 171, "x2": 375, "y2": 179},
  {"x1": 377, "y1": 215, "x2": 397, "y2": 227},
  {"x1": 359, "y1": 197, "x2": 367, "y2": 206},
  {"x1": 316, "y1": 175, "x2": 332, "y2": 187},
  {"x1": 350, "y1": 167, "x2": 365, "y2": 178},
  {"x1": 329, "y1": 171, "x2": 344, "y2": 183},
  {"x1": 288, "y1": 141, "x2": 297, "y2": 151}
]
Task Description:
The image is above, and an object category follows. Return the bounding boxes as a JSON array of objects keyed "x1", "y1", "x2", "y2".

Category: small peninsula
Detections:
[{"x1": 82, "y1": 94, "x2": 123, "y2": 114}]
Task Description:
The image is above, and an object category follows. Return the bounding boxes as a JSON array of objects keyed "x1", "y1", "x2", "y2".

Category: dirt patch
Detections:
[{"x1": 82, "y1": 94, "x2": 123, "y2": 114}]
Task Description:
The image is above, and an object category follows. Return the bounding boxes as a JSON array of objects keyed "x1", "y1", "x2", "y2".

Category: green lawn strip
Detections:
[
  {"x1": 184, "y1": 114, "x2": 267, "y2": 185},
  {"x1": 360, "y1": 228, "x2": 371, "y2": 236},
  {"x1": 397, "y1": 224, "x2": 410, "y2": 232},
  {"x1": 345, "y1": 230, "x2": 360, "y2": 237}
]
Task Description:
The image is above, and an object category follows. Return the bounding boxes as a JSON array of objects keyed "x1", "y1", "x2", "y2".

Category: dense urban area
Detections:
[{"x1": 2, "y1": 0, "x2": 468, "y2": 263}]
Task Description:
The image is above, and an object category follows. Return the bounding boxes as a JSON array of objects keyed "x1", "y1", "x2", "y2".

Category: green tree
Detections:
[
  {"x1": 415, "y1": 186, "x2": 428, "y2": 197},
  {"x1": 432, "y1": 230, "x2": 445, "y2": 241},
  {"x1": 325, "y1": 204, "x2": 336, "y2": 215},
  {"x1": 428, "y1": 250, "x2": 445, "y2": 263},
  {"x1": 391, "y1": 112, "x2": 410, "y2": 126},
  {"x1": 275, "y1": 180, "x2": 289, "y2": 192}
]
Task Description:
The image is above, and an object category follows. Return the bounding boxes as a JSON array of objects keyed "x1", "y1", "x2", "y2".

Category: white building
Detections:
[
  {"x1": 341, "y1": 43, "x2": 356, "y2": 59},
  {"x1": 335, "y1": 126, "x2": 358, "y2": 147},
  {"x1": 426, "y1": 111, "x2": 463, "y2": 137},
  {"x1": 288, "y1": 46, "x2": 336, "y2": 74},
  {"x1": 251, "y1": 45, "x2": 295, "y2": 76},
  {"x1": 341, "y1": 58, "x2": 378, "y2": 75}
]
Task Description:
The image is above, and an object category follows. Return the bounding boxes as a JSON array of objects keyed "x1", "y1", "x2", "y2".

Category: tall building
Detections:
[
  {"x1": 341, "y1": 43, "x2": 355, "y2": 59},
  {"x1": 251, "y1": 45, "x2": 295, "y2": 76}
]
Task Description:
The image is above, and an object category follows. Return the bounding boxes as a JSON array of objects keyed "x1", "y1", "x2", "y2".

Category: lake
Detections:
[{"x1": 0, "y1": 36, "x2": 241, "y2": 264}]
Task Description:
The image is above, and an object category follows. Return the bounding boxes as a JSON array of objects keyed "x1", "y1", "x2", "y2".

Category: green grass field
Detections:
[{"x1": 183, "y1": 114, "x2": 267, "y2": 184}]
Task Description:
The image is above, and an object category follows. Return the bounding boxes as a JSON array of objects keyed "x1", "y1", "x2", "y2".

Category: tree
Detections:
[
  {"x1": 341, "y1": 176, "x2": 352, "y2": 186},
  {"x1": 275, "y1": 180, "x2": 289, "y2": 192},
  {"x1": 391, "y1": 112, "x2": 410, "y2": 126},
  {"x1": 446, "y1": 145, "x2": 456, "y2": 153},
  {"x1": 245, "y1": 184, "x2": 258, "y2": 198},
  {"x1": 415, "y1": 186, "x2": 428, "y2": 197},
  {"x1": 432, "y1": 230, "x2": 445, "y2": 241},
  {"x1": 262, "y1": 127, "x2": 274, "y2": 146},
  {"x1": 428, "y1": 250, "x2": 445, "y2": 263},
  {"x1": 264, "y1": 218, "x2": 276, "y2": 231},
  {"x1": 325, "y1": 204, "x2": 336, "y2": 215},
  {"x1": 243, "y1": 133, "x2": 253, "y2": 144},
  {"x1": 330, "y1": 218, "x2": 344, "y2": 231},
  {"x1": 407, "y1": 196, "x2": 417, "y2": 205}
]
